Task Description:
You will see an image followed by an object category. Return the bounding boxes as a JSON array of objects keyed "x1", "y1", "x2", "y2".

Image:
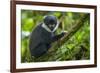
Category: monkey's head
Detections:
[{"x1": 43, "y1": 15, "x2": 58, "y2": 31}]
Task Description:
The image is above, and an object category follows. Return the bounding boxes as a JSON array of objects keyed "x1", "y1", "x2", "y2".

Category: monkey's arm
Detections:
[{"x1": 51, "y1": 32, "x2": 65, "y2": 42}]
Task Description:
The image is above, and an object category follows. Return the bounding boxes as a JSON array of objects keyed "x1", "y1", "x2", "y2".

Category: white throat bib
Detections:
[{"x1": 42, "y1": 22, "x2": 59, "y2": 33}]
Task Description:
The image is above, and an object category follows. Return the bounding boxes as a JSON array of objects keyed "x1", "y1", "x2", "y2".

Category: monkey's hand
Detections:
[
  {"x1": 51, "y1": 31, "x2": 68, "y2": 42},
  {"x1": 61, "y1": 31, "x2": 68, "y2": 36}
]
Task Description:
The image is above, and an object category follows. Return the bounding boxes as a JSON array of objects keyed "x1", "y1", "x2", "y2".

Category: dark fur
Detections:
[{"x1": 29, "y1": 23, "x2": 64, "y2": 58}]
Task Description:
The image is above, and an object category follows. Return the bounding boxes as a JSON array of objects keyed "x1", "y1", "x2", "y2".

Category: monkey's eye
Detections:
[{"x1": 49, "y1": 24, "x2": 55, "y2": 27}]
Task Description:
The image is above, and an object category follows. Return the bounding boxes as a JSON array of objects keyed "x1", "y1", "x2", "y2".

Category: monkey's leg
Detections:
[{"x1": 30, "y1": 44, "x2": 47, "y2": 58}]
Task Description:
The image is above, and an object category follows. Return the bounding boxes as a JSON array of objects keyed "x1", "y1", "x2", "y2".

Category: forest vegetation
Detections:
[{"x1": 21, "y1": 10, "x2": 90, "y2": 62}]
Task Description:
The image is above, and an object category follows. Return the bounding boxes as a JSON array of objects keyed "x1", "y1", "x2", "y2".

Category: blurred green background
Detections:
[{"x1": 21, "y1": 10, "x2": 90, "y2": 63}]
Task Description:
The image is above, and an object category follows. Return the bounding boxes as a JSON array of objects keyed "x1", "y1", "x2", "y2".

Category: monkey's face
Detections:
[
  {"x1": 44, "y1": 15, "x2": 57, "y2": 31},
  {"x1": 47, "y1": 24, "x2": 56, "y2": 31}
]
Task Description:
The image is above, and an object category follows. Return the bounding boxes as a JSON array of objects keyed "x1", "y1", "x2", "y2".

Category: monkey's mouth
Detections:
[{"x1": 48, "y1": 24, "x2": 55, "y2": 30}]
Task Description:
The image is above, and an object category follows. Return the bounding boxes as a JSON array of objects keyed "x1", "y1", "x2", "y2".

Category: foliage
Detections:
[{"x1": 21, "y1": 10, "x2": 90, "y2": 62}]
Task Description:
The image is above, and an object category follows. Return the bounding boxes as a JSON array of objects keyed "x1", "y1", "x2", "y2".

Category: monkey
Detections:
[{"x1": 29, "y1": 15, "x2": 66, "y2": 58}]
